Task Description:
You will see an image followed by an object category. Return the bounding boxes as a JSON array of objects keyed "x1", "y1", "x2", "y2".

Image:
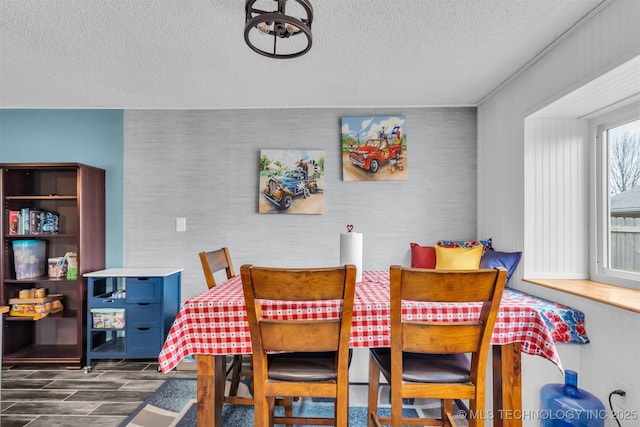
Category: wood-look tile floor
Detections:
[
  {"x1": 2, "y1": 359, "x2": 470, "y2": 427},
  {"x1": 1, "y1": 359, "x2": 195, "y2": 427}
]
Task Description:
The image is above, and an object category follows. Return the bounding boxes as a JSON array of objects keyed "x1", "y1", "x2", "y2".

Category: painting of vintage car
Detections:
[
  {"x1": 348, "y1": 137, "x2": 402, "y2": 173},
  {"x1": 342, "y1": 116, "x2": 407, "y2": 181},
  {"x1": 259, "y1": 149, "x2": 324, "y2": 214}
]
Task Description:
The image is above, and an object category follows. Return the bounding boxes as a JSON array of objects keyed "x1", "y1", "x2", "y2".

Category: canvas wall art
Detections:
[
  {"x1": 341, "y1": 116, "x2": 407, "y2": 181},
  {"x1": 259, "y1": 149, "x2": 324, "y2": 214}
]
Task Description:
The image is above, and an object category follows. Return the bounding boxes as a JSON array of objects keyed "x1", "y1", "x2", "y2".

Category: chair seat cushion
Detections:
[
  {"x1": 370, "y1": 348, "x2": 470, "y2": 383},
  {"x1": 268, "y1": 351, "x2": 352, "y2": 382}
]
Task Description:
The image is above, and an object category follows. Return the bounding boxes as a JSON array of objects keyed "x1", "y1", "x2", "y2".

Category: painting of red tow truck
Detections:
[{"x1": 341, "y1": 116, "x2": 407, "y2": 181}]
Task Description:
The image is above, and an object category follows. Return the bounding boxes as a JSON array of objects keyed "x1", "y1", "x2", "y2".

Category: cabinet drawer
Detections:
[
  {"x1": 126, "y1": 327, "x2": 161, "y2": 353},
  {"x1": 127, "y1": 303, "x2": 161, "y2": 327},
  {"x1": 126, "y1": 277, "x2": 161, "y2": 303}
]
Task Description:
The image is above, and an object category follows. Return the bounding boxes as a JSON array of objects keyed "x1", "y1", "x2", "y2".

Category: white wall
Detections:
[
  {"x1": 524, "y1": 117, "x2": 590, "y2": 278},
  {"x1": 478, "y1": 0, "x2": 640, "y2": 425}
]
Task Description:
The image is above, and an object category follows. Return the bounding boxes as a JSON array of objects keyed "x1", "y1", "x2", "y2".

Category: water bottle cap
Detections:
[{"x1": 565, "y1": 370, "x2": 578, "y2": 388}]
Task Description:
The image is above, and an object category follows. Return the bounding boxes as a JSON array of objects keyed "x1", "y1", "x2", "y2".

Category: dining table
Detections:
[{"x1": 158, "y1": 270, "x2": 589, "y2": 427}]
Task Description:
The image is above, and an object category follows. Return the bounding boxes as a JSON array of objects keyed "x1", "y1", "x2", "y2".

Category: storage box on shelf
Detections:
[
  {"x1": 12, "y1": 240, "x2": 46, "y2": 279},
  {"x1": 1, "y1": 163, "x2": 105, "y2": 368},
  {"x1": 84, "y1": 268, "x2": 182, "y2": 371},
  {"x1": 90, "y1": 308, "x2": 125, "y2": 329}
]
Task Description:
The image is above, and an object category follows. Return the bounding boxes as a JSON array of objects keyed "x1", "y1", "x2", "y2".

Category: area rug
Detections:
[{"x1": 120, "y1": 378, "x2": 462, "y2": 427}]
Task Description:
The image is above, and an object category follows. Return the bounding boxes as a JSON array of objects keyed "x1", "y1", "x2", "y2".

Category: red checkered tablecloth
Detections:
[{"x1": 159, "y1": 271, "x2": 587, "y2": 373}]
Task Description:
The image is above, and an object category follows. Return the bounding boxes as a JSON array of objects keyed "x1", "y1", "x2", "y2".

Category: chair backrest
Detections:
[
  {"x1": 199, "y1": 247, "x2": 235, "y2": 289},
  {"x1": 241, "y1": 264, "x2": 357, "y2": 355},
  {"x1": 389, "y1": 266, "x2": 506, "y2": 372}
]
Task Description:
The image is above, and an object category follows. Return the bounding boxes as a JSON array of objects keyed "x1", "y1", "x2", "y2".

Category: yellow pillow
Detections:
[{"x1": 435, "y1": 245, "x2": 483, "y2": 270}]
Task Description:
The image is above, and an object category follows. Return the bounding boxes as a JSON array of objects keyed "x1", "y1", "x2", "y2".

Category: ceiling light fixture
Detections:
[{"x1": 244, "y1": 0, "x2": 313, "y2": 59}]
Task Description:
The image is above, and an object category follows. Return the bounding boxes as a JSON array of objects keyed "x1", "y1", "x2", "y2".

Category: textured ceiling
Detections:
[{"x1": 0, "y1": 0, "x2": 608, "y2": 109}]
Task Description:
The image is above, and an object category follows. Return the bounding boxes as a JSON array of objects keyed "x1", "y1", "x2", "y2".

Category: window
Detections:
[{"x1": 593, "y1": 104, "x2": 640, "y2": 289}]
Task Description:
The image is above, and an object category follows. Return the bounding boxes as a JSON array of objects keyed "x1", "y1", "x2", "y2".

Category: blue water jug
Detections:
[{"x1": 540, "y1": 370, "x2": 606, "y2": 426}]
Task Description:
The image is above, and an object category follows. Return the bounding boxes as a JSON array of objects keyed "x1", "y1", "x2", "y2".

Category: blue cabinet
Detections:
[{"x1": 84, "y1": 268, "x2": 182, "y2": 370}]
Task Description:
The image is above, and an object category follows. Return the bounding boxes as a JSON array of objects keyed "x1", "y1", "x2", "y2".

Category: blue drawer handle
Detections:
[
  {"x1": 137, "y1": 327, "x2": 150, "y2": 331},
  {"x1": 137, "y1": 303, "x2": 150, "y2": 306},
  {"x1": 136, "y1": 277, "x2": 150, "y2": 281}
]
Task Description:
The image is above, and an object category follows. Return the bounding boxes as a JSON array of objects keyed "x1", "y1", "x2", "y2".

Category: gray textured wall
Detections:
[{"x1": 123, "y1": 107, "x2": 477, "y2": 301}]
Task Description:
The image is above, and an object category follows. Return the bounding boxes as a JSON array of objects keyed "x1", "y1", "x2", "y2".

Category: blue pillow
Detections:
[{"x1": 480, "y1": 250, "x2": 522, "y2": 282}]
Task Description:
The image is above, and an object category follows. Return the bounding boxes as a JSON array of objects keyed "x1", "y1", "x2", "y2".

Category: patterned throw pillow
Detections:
[{"x1": 436, "y1": 238, "x2": 493, "y2": 253}]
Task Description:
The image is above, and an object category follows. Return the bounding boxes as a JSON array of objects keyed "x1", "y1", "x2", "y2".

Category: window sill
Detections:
[{"x1": 522, "y1": 278, "x2": 640, "y2": 314}]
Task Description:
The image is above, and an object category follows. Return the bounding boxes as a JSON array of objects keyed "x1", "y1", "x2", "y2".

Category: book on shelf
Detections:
[
  {"x1": 20, "y1": 208, "x2": 30, "y2": 235},
  {"x1": 41, "y1": 212, "x2": 59, "y2": 234},
  {"x1": 7, "y1": 209, "x2": 59, "y2": 235},
  {"x1": 29, "y1": 210, "x2": 44, "y2": 234},
  {"x1": 8, "y1": 210, "x2": 20, "y2": 235}
]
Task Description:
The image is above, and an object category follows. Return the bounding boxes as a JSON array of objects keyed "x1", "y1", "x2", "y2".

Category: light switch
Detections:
[{"x1": 176, "y1": 217, "x2": 187, "y2": 232}]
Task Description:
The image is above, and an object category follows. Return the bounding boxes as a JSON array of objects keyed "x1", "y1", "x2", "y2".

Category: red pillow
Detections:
[{"x1": 410, "y1": 243, "x2": 436, "y2": 268}]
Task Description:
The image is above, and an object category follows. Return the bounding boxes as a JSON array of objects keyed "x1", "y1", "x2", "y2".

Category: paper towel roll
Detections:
[{"x1": 340, "y1": 232, "x2": 363, "y2": 282}]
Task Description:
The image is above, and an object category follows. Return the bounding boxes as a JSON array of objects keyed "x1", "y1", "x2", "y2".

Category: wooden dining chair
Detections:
[
  {"x1": 198, "y1": 247, "x2": 248, "y2": 400},
  {"x1": 199, "y1": 247, "x2": 235, "y2": 289},
  {"x1": 241, "y1": 264, "x2": 357, "y2": 427},
  {"x1": 367, "y1": 266, "x2": 507, "y2": 427}
]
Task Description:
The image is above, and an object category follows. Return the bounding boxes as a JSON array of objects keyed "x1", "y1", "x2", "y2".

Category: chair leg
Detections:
[
  {"x1": 441, "y1": 399, "x2": 454, "y2": 426},
  {"x1": 253, "y1": 383, "x2": 270, "y2": 427},
  {"x1": 267, "y1": 396, "x2": 276, "y2": 427},
  {"x1": 335, "y1": 377, "x2": 350, "y2": 427},
  {"x1": 390, "y1": 368, "x2": 403, "y2": 427},
  {"x1": 367, "y1": 354, "x2": 381, "y2": 427},
  {"x1": 443, "y1": 399, "x2": 453, "y2": 416},
  {"x1": 467, "y1": 397, "x2": 481, "y2": 427},
  {"x1": 445, "y1": 411, "x2": 459, "y2": 427},
  {"x1": 228, "y1": 355, "x2": 243, "y2": 396},
  {"x1": 283, "y1": 397, "x2": 294, "y2": 427}
]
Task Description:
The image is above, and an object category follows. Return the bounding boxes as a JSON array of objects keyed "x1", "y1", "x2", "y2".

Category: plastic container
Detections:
[
  {"x1": 65, "y1": 252, "x2": 78, "y2": 280},
  {"x1": 12, "y1": 240, "x2": 46, "y2": 280},
  {"x1": 540, "y1": 370, "x2": 606, "y2": 426},
  {"x1": 91, "y1": 308, "x2": 126, "y2": 329},
  {"x1": 48, "y1": 257, "x2": 67, "y2": 279}
]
